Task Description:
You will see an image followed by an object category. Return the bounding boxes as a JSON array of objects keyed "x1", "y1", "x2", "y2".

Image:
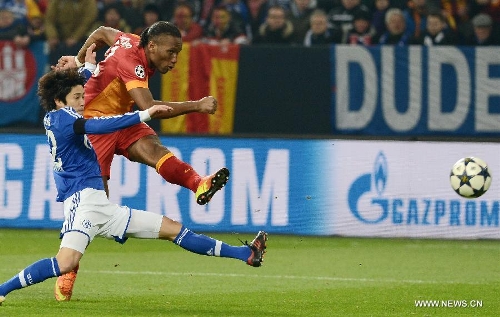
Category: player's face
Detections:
[
  {"x1": 148, "y1": 35, "x2": 182, "y2": 74},
  {"x1": 55, "y1": 85, "x2": 85, "y2": 114}
]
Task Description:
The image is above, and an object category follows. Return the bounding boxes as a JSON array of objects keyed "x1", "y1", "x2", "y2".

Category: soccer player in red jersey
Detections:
[
  {"x1": 58, "y1": 22, "x2": 228, "y2": 204},
  {"x1": 53, "y1": 21, "x2": 231, "y2": 301}
]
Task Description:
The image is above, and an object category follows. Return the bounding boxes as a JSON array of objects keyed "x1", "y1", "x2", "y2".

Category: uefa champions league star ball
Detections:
[{"x1": 450, "y1": 157, "x2": 492, "y2": 198}]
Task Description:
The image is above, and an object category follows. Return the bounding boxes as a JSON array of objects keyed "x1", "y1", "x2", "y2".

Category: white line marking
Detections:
[{"x1": 84, "y1": 270, "x2": 486, "y2": 285}]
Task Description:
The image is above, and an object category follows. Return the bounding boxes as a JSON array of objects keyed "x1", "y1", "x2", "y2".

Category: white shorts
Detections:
[{"x1": 60, "y1": 188, "x2": 163, "y2": 253}]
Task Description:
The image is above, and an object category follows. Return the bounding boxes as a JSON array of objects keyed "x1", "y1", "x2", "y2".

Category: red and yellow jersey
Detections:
[{"x1": 84, "y1": 32, "x2": 154, "y2": 118}]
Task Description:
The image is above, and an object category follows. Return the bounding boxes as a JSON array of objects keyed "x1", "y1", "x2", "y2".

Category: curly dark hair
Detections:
[
  {"x1": 139, "y1": 21, "x2": 181, "y2": 48},
  {"x1": 38, "y1": 68, "x2": 85, "y2": 112}
]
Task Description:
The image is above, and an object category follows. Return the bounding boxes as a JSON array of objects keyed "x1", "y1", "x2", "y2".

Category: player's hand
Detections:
[
  {"x1": 148, "y1": 104, "x2": 174, "y2": 118},
  {"x1": 52, "y1": 56, "x2": 76, "y2": 70},
  {"x1": 85, "y1": 43, "x2": 97, "y2": 65},
  {"x1": 197, "y1": 96, "x2": 217, "y2": 114}
]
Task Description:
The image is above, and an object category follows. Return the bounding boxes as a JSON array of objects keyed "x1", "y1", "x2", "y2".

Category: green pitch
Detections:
[{"x1": 0, "y1": 229, "x2": 498, "y2": 317}]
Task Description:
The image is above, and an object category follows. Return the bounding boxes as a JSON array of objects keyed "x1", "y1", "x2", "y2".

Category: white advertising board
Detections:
[{"x1": 331, "y1": 140, "x2": 500, "y2": 239}]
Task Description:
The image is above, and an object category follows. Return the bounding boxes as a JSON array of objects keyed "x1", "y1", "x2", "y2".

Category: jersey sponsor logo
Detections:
[
  {"x1": 118, "y1": 35, "x2": 132, "y2": 49},
  {"x1": 0, "y1": 41, "x2": 37, "y2": 102},
  {"x1": 135, "y1": 65, "x2": 145, "y2": 79}
]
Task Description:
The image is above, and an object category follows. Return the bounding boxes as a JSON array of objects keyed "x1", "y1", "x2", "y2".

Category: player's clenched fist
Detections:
[{"x1": 197, "y1": 96, "x2": 218, "y2": 114}]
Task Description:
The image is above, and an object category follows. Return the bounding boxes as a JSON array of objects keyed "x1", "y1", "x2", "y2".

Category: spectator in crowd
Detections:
[
  {"x1": 221, "y1": 0, "x2": 251, "y2": 32},
  {"x1": 377, "y1": 7, "x2": 411, "y2": 45},
  {"x1": 27, "y1": 10, "x2": 45, "y2": 42},
  {"x1": 287, "y1": 0, "x2": 315, "y2": 44},
  {"x1": 411, "y1": 11, "x2": 456, "y2": 45},
  {"x1": 303, "y1": 8, "x2": 341, "y2": 46},
  {"x1": 0, "y1": 0, "x2": 42, "y2": 23},
  {"x1": 122, "y1": 0, "x2": 146, "y2": 28},
  {"x1": 204, "y1": 4, "x2": 249, "y2": 44},
  {"x1": 328, "y1": 0, "x2": 371, "y2": 43},
  {"x1": 469, "y1": 0, "x2": 500, "y2": 24},
  {"x1": 371, "y1": 0, "x2": 390, "y2": 36},
  {"x1": 440, "y1": 0, "x2": 468, "y2": 31},
  {"x1": 345, "y1": 8, "x2": 375, "y2": 45},
  {"x1": 0, "y1": 8, "x2": 30, "y2": 48},
  {"x1": 198, "y1": 0, "x2": 217, "y2": 27},
  {"x1": 253, "y1": 5, "x2": 295, "y2": 44},
  {"x1": 44, "y1": 0, "x2": 98, "y2": 66},
  {"x1": 172, "y1": 3, "x2": 204, "y2": 42},
  {"x1": 97, "y1": 0, "x2": 141, "y2": 31},
  {"x1": 99, "y1": 3, "x2": 132, "y2": 33},
  {"x1": 133, "y1": 3, "x2": 161, "y2": 35},
  {"x1": 95, "y1": 2, "x2": 132, "y2": 62},
  {"x1": 403, "y1": 0, "x2": 439, "y2": 39},
  {"x1": 440, "y1": 0, "x2": 472, "y2": 41},
  {"x1": 246, "y1": 0, "x2": 269, "y2": 42},
  {"x1": 464, "y1": 12, "x2": 500, "y2": 45}
]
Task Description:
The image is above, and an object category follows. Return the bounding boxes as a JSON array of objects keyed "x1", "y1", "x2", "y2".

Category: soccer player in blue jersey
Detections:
[{"x1": 0, "y1": 67, "x2": 267, "y2": 305}]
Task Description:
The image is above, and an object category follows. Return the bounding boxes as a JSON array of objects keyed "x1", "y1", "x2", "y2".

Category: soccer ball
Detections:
[{"x1": 450, "y1": 157, "x2": 492, "y2": 198}]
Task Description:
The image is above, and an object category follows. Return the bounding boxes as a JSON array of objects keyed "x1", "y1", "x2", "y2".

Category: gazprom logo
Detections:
[
  {"x1": 348, "y1": 151, "x2": 499, "y2": 227},
  {"x1": 348, "y1": 152, "x2": 389, "y2": 224}
]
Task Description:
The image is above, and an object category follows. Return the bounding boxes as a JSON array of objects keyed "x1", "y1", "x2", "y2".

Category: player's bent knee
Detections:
[{"x1": 158, "y1": 216, "x2": 182, "y2": 241}]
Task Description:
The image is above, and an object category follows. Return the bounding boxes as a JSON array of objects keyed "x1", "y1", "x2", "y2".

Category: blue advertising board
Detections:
[
  {"x1": 330, "y1": 46, "x2": 500, "y2": 136},
  {"x1": 0, "y1": 134, "x2": 334, "y2": 235},
  {"x1": 1, "y1": 134, "x2": 499, "y2": 239}
]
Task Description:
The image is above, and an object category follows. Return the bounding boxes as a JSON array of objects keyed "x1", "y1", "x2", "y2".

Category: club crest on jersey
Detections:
[
  {"x1": 81, "y1": 219, "x2": 92, "y2": 229},
  {"x1": 135, "y1": 65, "x2": 145, "y2": 79}
]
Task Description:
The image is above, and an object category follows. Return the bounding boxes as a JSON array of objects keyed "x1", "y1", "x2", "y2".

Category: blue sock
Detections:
[
  {"x1": 0, "y1": 257, "x2": 61, "y2": 297},
  {"x1": 173, "y1": 226, "x2": 251, "y2": 262}
]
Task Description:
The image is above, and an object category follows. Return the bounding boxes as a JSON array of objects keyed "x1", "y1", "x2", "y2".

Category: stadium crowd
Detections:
[{"x1": 1, "y1": 0, "x2": 499, "y2": 61}]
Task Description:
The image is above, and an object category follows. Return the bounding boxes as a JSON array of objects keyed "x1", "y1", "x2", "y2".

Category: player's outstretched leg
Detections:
[
  {"x1": 195, "y1": 167, "x2": 230, "y2": 205},
  {"x1": 172, "y1": 226, "x2": 267, "y2": 267},
  {"x1": 54, "y1": 263, "x2": 79, "y2": 301}
]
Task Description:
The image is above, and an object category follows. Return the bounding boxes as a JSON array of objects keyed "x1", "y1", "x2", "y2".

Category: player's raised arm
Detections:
[
  {"x1": 76, "y1": 26, "x2": 119, "y2": 65},
  {"x1": 54, "y1": 26, "x2": 120, "y2": 69}
]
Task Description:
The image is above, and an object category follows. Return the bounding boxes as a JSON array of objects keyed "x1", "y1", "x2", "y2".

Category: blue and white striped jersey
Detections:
[{"x1": 44, "y1": 107, "x2": 144, "y2": 202}]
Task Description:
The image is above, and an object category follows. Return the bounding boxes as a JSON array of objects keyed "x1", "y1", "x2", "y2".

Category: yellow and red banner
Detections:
[{"x1": 161, "y1": 43, "x2": 239, "y2": 134}]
